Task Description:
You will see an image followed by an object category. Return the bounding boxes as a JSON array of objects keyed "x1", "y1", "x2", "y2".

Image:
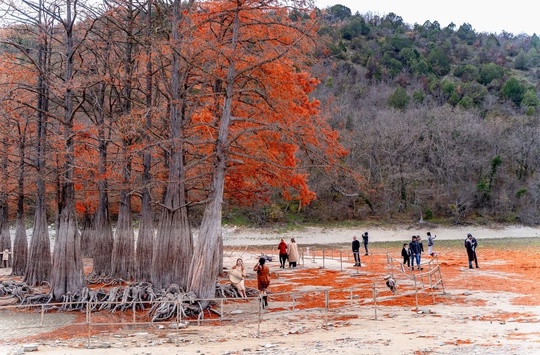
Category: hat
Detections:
[
  {"x1": 383, "y1": 274, "x2": 392, "y2": 280},
  {"x1": 467, "y1": 233, "x2": 472, "y2": 238},
  {"x1": 228, "y1": 269, "x2": 244, "y2": 284}
]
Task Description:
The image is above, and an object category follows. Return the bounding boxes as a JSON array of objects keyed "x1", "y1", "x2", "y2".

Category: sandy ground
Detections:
[{"x1": 1, "y1": 224, "x2": 540, "y2": 354}]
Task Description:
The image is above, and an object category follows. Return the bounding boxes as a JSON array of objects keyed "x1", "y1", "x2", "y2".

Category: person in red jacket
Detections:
[
  {"x1": 277, "y1": 238, "x2": 288, "y2": 269},
  {"x1": 253, "y1": 257, "x2": 270, "y2": 308}
]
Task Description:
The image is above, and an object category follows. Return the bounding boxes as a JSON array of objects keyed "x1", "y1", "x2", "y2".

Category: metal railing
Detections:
[{"x1": 0, "y1": 278, "x2": 439, "y2": 346}]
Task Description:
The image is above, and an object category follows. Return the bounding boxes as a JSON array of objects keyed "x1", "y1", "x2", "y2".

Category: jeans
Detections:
[{"x1": 411, "y1": 253, "x2": 421, "y2": 268}]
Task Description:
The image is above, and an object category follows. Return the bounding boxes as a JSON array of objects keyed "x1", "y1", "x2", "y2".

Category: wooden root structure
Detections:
[{"x1": 0, "y1": 278, "x2": 260, "y2": 322}]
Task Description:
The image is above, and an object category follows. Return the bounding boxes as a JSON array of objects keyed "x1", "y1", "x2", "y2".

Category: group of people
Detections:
[
  {"x1": 401, "y1": 231, "x2": 479, "y2": 270},
  {"x1": 277, "y1": 238, "x2": 300, "y2": 268},
  {"x1": 351, "y1": 232, "x2": 369, "y2": 266},
  {"x1": 228, "y1": 237, "x2": 301, "y2": 308},
  {"x1": 229, "y1": 230, "x2": 480, "y2": 307},
  {"x1": 401, "y1": 233, "x2": 432, "y2": 270}
]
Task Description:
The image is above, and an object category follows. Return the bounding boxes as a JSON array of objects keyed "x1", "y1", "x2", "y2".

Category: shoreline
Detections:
[{"x1": 222, "y1": 223, "x2": 540, "y2": 246}]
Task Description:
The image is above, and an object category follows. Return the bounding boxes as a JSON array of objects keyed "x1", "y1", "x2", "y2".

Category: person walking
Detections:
[
  {"x1": 409, "y1": 236, "x2": 422, "y2": 270},
  {"x1": 253, "y1": 257, "x2": 270, "y2": 308},
  {"x1": 401, "y1": 243, "x2": 410, "y2": 267},
  {"x1": 287, "y1": 238, "x2": 299, "y2": 268},
  {"x1": 352, "y1": 236, "x2": 361, "y2": 266},
  {"x1": 427, "y1": 232, "x2": 437, "y2": 256},
  {"x1": 465, "y1": 233, "x2": 479, "y2": 269},
  {"x1": 277, "y1": 238, "x2": 288, "y2": 269},
  {"x1": 229, "y1": 258, "x2": 247, "y2": 298},
  {"x1": 362, "y1": 232, "x2": 369, "y2": 255}
]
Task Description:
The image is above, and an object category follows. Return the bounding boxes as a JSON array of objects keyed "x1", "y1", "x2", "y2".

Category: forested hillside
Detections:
[{"x1": 294, "y1": 4, "x2": 540, "y2": 225}]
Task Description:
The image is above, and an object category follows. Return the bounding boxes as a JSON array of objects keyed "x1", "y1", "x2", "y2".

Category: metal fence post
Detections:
[
  {"x1": 257, "y1": 297, "x2": 262, "y2": 338},
  {"x1": 413, "y1": 275, "x2": 419, "y2": 310},
  {"x1": 324, "y1": 290, "x2": 329, "y2": 327},
  {"x1": 176, "y1": 298, "x2": 180, "y2": 346},
  {"x1": 132, "y1": 301, "x2": 136, "y2": 323},
  {"x1": 372, "y1": 283, "x2": 378, "y2": 320},
  {"x1": 86, "y1": 302, "x2": 91, "y2": 349}
]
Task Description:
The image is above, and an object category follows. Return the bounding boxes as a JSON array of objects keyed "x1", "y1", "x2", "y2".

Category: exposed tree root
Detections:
[{"x1": 0, "y1": 279, "x2": 257, "y2": 321}]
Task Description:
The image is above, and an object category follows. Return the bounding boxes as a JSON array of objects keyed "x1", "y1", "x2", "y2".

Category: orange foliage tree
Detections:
[{"x1": 184, "y1": 0, "x2": 346, "y2": 300}]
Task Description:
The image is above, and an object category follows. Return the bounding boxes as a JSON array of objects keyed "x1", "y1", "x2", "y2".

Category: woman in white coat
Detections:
[{"x1": 287, "y1": 238, "x2": 300, "y2": 268}]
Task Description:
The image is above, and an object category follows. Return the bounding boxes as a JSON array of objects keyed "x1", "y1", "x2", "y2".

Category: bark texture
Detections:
[
  {"x1": 12, "y1": 217, "x2": 28, "y2": 275},
  {"x1": 25, "y1": 197, "x2": 51, "y2": 286},
  {"x1": 79, "y1": 212, "x2": 93, "y2": 258},
  {"x1": 188, "y1": 1, "x2": 239, "y2": 301},
  {"x1": 50, "y1": 0, "x2": 84, "y2": 300},
  {"x1": 152, "y1": 0, "x2": 194, "y2": 291},
  {"x1": 152, "y1": 206, "x2": 192, "y2": 290},
  {"x1": 50, "y1": 207, "x2": 84, "y2": 299},
  {"x1": 111, "y1": 190, "x2": 135, "y2": 280},
  {"x1": 136, "y1": 0, "x2": 154, "y2": 283},
  {"x1": 136, "y1": 187, "x2": 154, "y2": 282},
  {"x1": 92, "y1": 193, "x2": 113, "y2": 276}
]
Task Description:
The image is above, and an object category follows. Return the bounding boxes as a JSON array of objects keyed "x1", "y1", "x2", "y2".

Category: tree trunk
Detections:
[
  {"x1": 12, "y1": 198, "x2": 28, "y2": 275},
  {"x1": 92, "y1": 72, "x2": 113, "y2": 275},
  {"x1": 188, "y1": 0, "x2": 240, "y2": 301},
  {"x1": 136, "y1": 183, "x2": 154, "y2": 282},
  {"x1": 50, "y1": 0, "x2": 83, "y2": 300},
  {"x1": 135, "y1": 0, "x2": 155, "y2": 283},
  {"x1": 51, "y1": 206, "x2": 84, "y2": 298},
  {"x1": 25, "y1": 193, "x2": 51, "y2": 286},
  {"x1": 79, "y1": 210, "x2": 93, "y2": 258},
  {"x1": 25, "y1": 17, "x2": 51, "y2": 284},
  {"x1": 92, "y1": 191, "x2": 113, "y2": 276},
  {"x1": 111, "y1": 190, "x2": 135, "y2": 280},
  {"x1": 152, "y1": 0, "x2": 194, "y2": 290},
  {"x1": 152, "y1": 183, "x2": 192, "y2": 289},
  {"x1": 188, "y1": 195, "x2": 223, "y2": 300},
  {"x1": 0, "y1": 137, "x2": 10, "y2": 258}
]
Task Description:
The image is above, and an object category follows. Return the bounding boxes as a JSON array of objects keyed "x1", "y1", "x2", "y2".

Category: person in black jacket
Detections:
[
  {"x1": 401, "y1": 243, "x2": 410, "y2": 267},
  {"x1": 464, "y1": 233, "x2": 479, "y2": 269},
  {"x1": 352, "y1": 236, "x2": 361, "y2": 266},
  {"x1": 362, "y1": 232, "x2": 369, "y2": 255},
  {"x1": 409, "y1": 236, "x2": 422, "y2": 270}
]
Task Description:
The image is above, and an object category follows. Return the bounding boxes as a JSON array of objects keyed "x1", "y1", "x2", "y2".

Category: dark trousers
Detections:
[
  {"x1": 467, "y1": 250, "x2": 478, "y2": 267},
  {"x1": 353, "y1": 251, "x2": 361, "y2": 265},
  {"x1": 403, "y1": 256, "x2": 410, "y2": 267},
  {"x1": 279, "y1": 254, "x2": 287, "y2": 268}
]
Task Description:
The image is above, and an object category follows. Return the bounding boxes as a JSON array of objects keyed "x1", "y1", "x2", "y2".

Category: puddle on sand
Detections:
[{"x1": 0, "y1": 310, "x2": 76, "y2": 341}]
